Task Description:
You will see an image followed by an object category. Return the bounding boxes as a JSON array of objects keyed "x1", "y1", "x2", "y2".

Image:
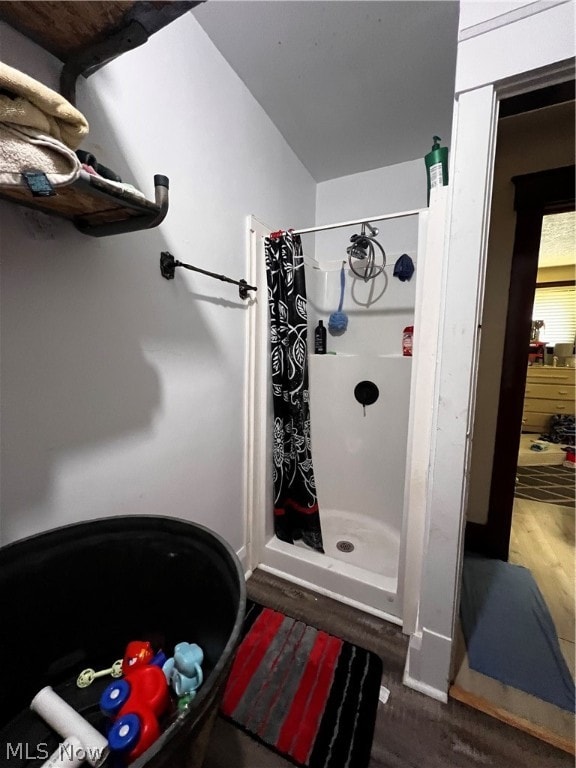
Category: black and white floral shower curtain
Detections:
[{"x1": 265, "y1": 231, "x2": 324, "y2": 553}]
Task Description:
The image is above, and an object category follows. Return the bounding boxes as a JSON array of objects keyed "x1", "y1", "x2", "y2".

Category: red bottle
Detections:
[{"x1": 403, "y1": 326, "x2": 413, "y2": 357}]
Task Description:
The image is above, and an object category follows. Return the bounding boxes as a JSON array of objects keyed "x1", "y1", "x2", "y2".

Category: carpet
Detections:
[
  {"x1": 220, "y1": 601, "x2": 383, "y2": 768},
  {"x1": 460, "y1": 556, "x2": 575, "y2": 712},
  {"x1": 515, "y1": 464, "x2": 575, "y2": 506}
]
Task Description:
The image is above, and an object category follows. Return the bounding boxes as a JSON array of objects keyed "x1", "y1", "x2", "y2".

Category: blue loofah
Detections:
[
  {"x1": 328, "y1": 263, "x2": 348, "y2": 335},
  {"x1": 328, "y1": 311, "x2": 348, "y2": 333}
]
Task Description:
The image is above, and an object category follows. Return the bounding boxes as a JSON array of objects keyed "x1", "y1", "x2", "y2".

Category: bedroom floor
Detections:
[
  {"x1": 510, "y1": 497, "x2": 575, "y2": 677},
  {"x1": 450, "y1": 495, "x2": 575, "y2": 753},
  {"x1": 517, "y1": 433, "x2": 567, "y2": 466}
]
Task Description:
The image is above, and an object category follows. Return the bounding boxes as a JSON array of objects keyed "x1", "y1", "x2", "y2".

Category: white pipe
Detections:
[
  {"x1": 31, "y1": 687, "x2": 109, "y2": 768},
  {"x1": 292, "y1": 207, "x2": 426, "y2": 235},
  {"x1": 41, "y1": 737, "x2": 84, "y2": 768}
]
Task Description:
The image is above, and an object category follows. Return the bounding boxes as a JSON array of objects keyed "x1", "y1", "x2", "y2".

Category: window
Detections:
[
  {"x1": 534, "y1": 211, "x2": 575, "y2": 347},
  {"x1": 532, "y1": 285, "x2": 576, "y2": 346}
]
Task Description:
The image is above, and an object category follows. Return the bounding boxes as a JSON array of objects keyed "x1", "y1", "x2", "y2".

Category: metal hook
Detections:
[{"x1": 362, "y1": 221, "x2": 379, "y2": 237}]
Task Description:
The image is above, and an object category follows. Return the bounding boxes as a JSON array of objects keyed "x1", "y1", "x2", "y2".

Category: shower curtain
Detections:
[{"x1": 265, "y1": 231, "x2": 324, "y2": 553}]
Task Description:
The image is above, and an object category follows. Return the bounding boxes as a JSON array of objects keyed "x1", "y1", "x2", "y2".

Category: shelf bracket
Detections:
[
  {"x1": 160, "y1": 252, "x2": 257, "y2": 300},
  {"x1": 73, "y1": 175, "x2": 170, "y2": 237},
  {"x1": 60, "y1": 2, "x2": 205, "y2": 104}
]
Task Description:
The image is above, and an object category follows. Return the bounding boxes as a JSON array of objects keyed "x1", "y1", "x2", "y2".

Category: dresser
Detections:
[{"x1": 522, "y1": 366, "x2": 576, "y2": 433}]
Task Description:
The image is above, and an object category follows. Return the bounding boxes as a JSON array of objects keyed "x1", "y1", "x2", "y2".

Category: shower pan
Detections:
[{"x1": 246, "y1": 208, "x2": 431, "y2": 624}]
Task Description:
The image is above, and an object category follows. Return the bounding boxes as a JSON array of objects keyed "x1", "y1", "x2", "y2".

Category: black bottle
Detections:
[{"x1": 314, "y1": 320, "x2": 327, "y2": 354}]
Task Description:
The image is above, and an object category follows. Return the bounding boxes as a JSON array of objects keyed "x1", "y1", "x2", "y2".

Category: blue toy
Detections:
[{"x1": 162, "y1": 642, "x2": 204, "y2": 701}]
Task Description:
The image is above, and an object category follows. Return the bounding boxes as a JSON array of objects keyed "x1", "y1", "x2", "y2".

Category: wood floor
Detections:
[
  {"x1": 450, "y1": 493, "x2": 575, "y2": 753},
  {"x1": 203, "y1": 569, "x2": 572, "y2": 768},
  {"x1": 509, "y1": 497, "x2": 575, "y2": 676}
]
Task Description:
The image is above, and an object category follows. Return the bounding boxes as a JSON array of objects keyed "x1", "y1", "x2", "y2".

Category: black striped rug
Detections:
[
  {"x1": 220, "y1": 601, "x2": 383, "y2": 768},
  {"x1": 515, "y1": 464, "x2": 575, "y2": 506}
]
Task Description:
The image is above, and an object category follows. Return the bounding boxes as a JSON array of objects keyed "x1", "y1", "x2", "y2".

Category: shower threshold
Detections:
[{"x1": 262, "y1": 535, "x2": 401, "y2": 625}]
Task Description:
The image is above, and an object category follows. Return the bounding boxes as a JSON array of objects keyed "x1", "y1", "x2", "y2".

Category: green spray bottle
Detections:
[{"x1": 424, "y1": 136, "x2": 448, "y2": 204}]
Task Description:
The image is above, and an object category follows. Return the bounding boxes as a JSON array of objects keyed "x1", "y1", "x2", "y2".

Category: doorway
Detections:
[
  {"x1": 467, "y1": 164, "x2": 575, "y2": 560},
  {"x1": 451, "y1": 90, "x2": 575, "y2": 751},
  {"x1": 463, "y1": 88, "x2": 575, "y2": 557},
  {"x1": 515, "y1": 210, "x2": 575, "y2": 473},
  {"x1": 510, "y1": 207, "x2": 575, "y2": 682}
]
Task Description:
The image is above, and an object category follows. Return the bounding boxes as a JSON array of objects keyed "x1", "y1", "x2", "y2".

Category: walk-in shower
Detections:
[{"x1": 247, "y1": 208, "x2": 430, "y2": 623}]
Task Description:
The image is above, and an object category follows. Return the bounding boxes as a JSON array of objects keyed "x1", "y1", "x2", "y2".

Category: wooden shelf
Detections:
[
  {"x1": 0, "y1": 2, "x2": 199, "y2": 72},
  {"x1": 0, "y1": 171, "x2": 169, "y2": 237},
  {"x1": 0, "y1": 1, "x2": 202, "y2": 235},
  {"x1": 1, "y1": 2, "x2": 136, "y2": 61}
]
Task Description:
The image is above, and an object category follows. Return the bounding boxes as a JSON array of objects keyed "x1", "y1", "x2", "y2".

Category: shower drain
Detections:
[{"x1": 336, "y1": 540, "x2": 355, "y2": 553}]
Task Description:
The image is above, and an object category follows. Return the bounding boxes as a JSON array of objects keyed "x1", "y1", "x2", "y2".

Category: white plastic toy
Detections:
[{"x1": 30, "y1": 686, "x2": 109, "y2": 768}]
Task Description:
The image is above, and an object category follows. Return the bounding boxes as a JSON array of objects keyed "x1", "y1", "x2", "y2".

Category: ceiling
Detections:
[
  {"x1": 192, "y1": 1, "x2": 460, "y2": 182},
  {"x1": 539, "y1": 211, "x2": 576, "y2": 269}
]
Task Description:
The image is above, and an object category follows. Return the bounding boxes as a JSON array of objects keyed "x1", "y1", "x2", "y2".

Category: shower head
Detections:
[
  {"x1": 347, "y1": 222, "x2": 379, "y2": 260},
  {"x1": 347, "y1": 234, "x2": 370, "y2": 260},
  {"x1": 346, "y1": 230, "x2": 387, "y2": 282}
]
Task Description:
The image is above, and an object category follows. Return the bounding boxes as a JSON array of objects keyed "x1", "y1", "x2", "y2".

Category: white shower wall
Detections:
[
  {"x1": 309, "y1": 353, "x2": 411, "y2": 585},
  {"x1": 307, "y1": 158, "x2": 424, "y2": 356},
  {"x1": 304, "y1": 212, "x2": 419, "y2": 599},
  {"x1": 305, "y1": 243, "x2": 417, "y2": 356},
  {"x1": 309, "y1": 354, "x2": 412, "y2": 532}
]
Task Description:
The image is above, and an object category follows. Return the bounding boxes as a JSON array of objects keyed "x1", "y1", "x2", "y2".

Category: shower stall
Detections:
[{"x1": 246, "y1": 205, "x2": 435, "y2": 624}]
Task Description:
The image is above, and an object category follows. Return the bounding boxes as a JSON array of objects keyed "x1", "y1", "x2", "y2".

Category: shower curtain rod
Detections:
[{"x1": 274, "y1": 206, "x2": 425, "y2": 238}]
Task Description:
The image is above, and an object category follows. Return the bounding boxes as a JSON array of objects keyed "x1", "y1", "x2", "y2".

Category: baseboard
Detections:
[
  {"x1": 403, "y1": 629, "x2": 451, "y2": 703},
  {"x1": 403, "y1": 666, "x2": 448, "y2": 703}
]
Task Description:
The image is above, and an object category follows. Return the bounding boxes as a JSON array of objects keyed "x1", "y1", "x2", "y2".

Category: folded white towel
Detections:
[
  {"x1": 0, "y1": 122, "x2": 80, "y2": 188},
  {"x1": 0, "y1": 62, "x2": 88, "y2": 149}
]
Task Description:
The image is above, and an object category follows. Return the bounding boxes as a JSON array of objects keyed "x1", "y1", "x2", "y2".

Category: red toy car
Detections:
[{"x1": 100, "y1": 641, "x2": 169, "y2": 762}]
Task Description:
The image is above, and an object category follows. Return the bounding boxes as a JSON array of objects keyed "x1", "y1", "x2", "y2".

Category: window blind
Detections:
[{"x1": 532, "y1": 285, "x2": 576, "y2": 346}]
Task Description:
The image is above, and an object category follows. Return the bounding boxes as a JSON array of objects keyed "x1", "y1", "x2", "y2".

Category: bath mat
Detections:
[
  {"x1": 515, "y1": 464, "x2": 575, "y2": 506},
  {"x1": 460, "y1": 555, "x2": 575, "y2": 712},
  {"x1": 220, "y1": 601, "x2": 382, "y2": 768}
]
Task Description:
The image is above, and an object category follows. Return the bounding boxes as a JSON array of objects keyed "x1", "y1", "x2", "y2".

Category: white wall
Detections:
[
  {"x1": 315, "y1": 159, "x2": 426, "y2": 254},
  {"x1": 0, "y1": 15, "x2": 316, "y2": 553}
]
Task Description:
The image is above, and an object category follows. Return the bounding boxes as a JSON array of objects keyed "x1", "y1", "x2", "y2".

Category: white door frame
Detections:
[
  {"x1": 243, "y1": 215, "x2": 272, "y2": 575},
  {"x1": 403, "y1": 1, "x2": 575, "y2": 701}
]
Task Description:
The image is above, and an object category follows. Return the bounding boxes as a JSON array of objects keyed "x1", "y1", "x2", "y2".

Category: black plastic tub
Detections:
[{"x1": 0, "y1": 516, "x2": 246, "y2": 767}]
